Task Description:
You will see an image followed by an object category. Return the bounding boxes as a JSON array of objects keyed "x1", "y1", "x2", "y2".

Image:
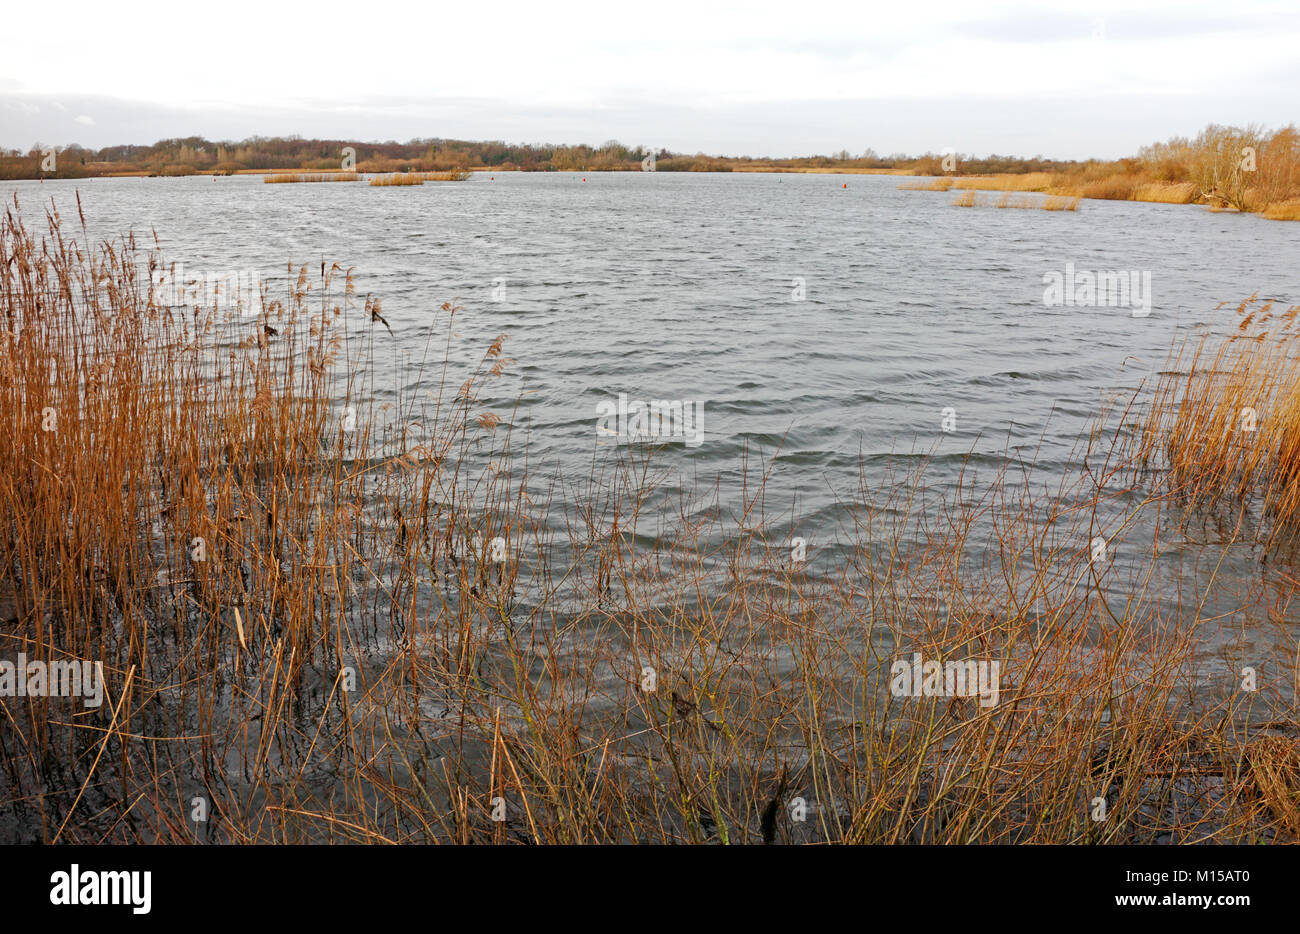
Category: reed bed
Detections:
[
  {"x1": 0, "y1": 201, "x2": 1294, "y2": 844},
  {"x1": 1041, "y1": 195, "x2": 1081, "y2": 211},
  {"x1": 369, "y1": 171, "x2": 473, "y2": 186},
  {"x1": 1134, "y1": 182, "x2": 1199, "y2": 204},
  {"x1": 415, "y1": 170, "x2": 473, "y2": 182},
  {"x1": 909, "y1": 173, "x2": 1205, "y2": 208},
  {"x1": 1080, "y1": 174, "x2": 1139, "y2": 201},
  {"x1": 263, "y1": 172, "x2": 361, "y2": 184},
  {"x1": 903, "y1": 169, "x2": 1294, "y2": 218},
  {"x1": 897, "y1": 177, "x2": 955, "y2": 191},
  {"x1": 1262, "y1": 200, "x2": 1300, "y2": 221},
  {"x1": 369, "y1": 173, "x2": 425, "y2": 186},
  {"x1": 951, "y1": 191, "x2": 1079, "y2": 211},
  {"x1": 1133, "y1": 294, "x2": 1300, "y2": 535},
  {"x1": 953, "y1": 172, "x2": 1057, "y2": 192}
]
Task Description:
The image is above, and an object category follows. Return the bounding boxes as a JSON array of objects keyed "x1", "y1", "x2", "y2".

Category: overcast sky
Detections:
[{"x1": 3, "y1": 0, "x2": 1297, "y2": 159}]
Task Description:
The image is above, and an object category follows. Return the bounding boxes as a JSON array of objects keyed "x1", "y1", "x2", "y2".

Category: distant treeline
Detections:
[
  {"x1": 0, "y1": 134, "x2": 1092, "y2": 179},
  {"x1": 2, "y1": 126, "x2": 1296, "y2": 216}
]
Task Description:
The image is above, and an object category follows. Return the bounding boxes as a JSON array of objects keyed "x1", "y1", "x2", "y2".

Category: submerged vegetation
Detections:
[{"x1": 1, "y1": 202, "x2": 1299, "y2": 844}]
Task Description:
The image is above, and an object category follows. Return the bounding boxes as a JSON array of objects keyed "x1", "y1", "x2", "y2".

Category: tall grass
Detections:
[
  {"x1": 1134, "y1": 295, "x2": 1300, "y2": 535},
  {"x1": 953, "y1": 172, "x2": 1057, "y2": 192},
  {"x1": 369, "y1": 171, "x2": 474, "y2": 186},
  {"x1": 1133, "y1": 182, "x2": 1198, "y2": 204},
  {"x1": 1262, "y1": 200, "x2": 1300, "y2": 221},
  {"x1": 1, "y1": 201, "x2": 1294, "y2": 844},
  {"x1": 263, "y1": 172, "x2": 361, "y2": 184},
  {"x1": 951, "y1": 191, "x2": 1079, "y2": 211},
  {"x1": 1040, "y1": 195, "x2": 1081, "y2": 211},
  {"x1": 369, "y1": 173, "x2": 425, "y2": 186},
  {"x1": 898, "y1": 177, "x2": 955, "y2": 191},
  {"x1": 1081, "y1": 175, "x2": 1139, "y2": 201}
]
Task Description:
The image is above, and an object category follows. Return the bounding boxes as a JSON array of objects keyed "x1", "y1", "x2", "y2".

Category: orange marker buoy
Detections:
[{"x1": 843, "y1": 183, "x2": 847, "y2": 188}]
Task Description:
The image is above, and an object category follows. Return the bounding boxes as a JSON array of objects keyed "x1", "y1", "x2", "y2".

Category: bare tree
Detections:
[{"x1": 1190, "y1": 123, "x2": 1267, "y2": 211}]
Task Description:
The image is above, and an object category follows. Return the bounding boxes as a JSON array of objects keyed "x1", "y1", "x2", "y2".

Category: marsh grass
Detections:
[
  {"x1": 897, "y1": 177, "x2": 955, "y2": 191},
  {"x1": 951, "y1": 191, "x2": 1079, "y2": 211},
  {"x1": 263, "y1": 172, "x2": 362, "y2": 184},
  {"x1": 369, "y1": 171, "x2": 473, "y2": 187},
  {"x1": 1262, "y1": 200, "x2": 1300, "y2": 221},
  {"x1": 953, "y1": 172, "x2": 1057, "y2": 192},
  {"x1": 1081, "y1": 175, "x2": 1139, "y2": 201},
  {"x1": 901, "y1": 160, "x2": 1294, "y2": 219},
  {"x1": 1134, "y1": 182, "x2": 1199, "y2": 204},
  {"x1": 1041, "y1": 195, "x2": 1081, "y2": 211},
  {"x1": 369, "y1": 173, "x2": 425, "y2": 186},
  {"x1": 0, "y1": 201, "x2": 1294, "y2": 844},
  {"x1": 1134, "y1": 294, "x2": 1300, "y2": 536},
  {"x1": 417, "y1": 170, "x2": 473, "y2": 182}
]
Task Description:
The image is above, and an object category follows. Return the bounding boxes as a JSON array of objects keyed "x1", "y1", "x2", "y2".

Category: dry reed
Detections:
[
  {"x1": 415, "y1": 170, "x2": 473, "y2": 182},
  {"x1": 1134, "y1": 182, "x2": 1198, "y2": 204},
  {"x1": 898, "y1": 177, "x2": 955, "y2": 191},
  {"x1": 1262, "y1": 200, "x2": 1300, "y2": 221},
  {"x1": 263, "y1": 172, "x2": 361, "y2": 184},
  {"x1": 369, "y1": 173, "x2": 425, "y2": 186},
  {"x1": 369, "y1": 171, "x2": 473, "y2": 187},
  {"x1": 1134, "y1": 294, "x2": 1300, "y2": 535},
  {"x1": 953, "y1": 172, "x2": 1056, "y2": 192},
  {"x1": 951, "y1": 191, "x2": 1078, "y2": 211}
]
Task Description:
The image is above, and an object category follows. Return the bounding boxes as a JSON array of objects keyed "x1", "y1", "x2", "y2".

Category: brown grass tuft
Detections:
[
  {"x1": 898, "y1": 177, "x2": 955, "y2": 191},
  {"x1": 953, "y1": 172, "x2": 1055, "y2": 192},
  {"x1": 369, "y1": 173, "x2": 425, "y2": 186},
  {"x1": 264, "y1": 172, "x2": 361, "y2": 184},
  {"x1": 951, "y1": 191, "x2": 1078, "y2": 211},
  {"x1": 1262, "y1": 199, "x2": 1300, "y2": 221},
  {"x1": 1133, "y1": 182, "x2": 1198, "y2": 204}
]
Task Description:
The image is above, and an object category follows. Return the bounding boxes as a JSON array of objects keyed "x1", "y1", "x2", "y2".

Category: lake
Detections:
[{"x1": 6, "y1": 170, "x2": 1300, "y2": 668}]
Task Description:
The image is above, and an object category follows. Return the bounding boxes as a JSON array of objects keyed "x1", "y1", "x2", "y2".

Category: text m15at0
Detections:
[{"x1": 1197, "y1": 871, "x2": 1250, "y2": 883}]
